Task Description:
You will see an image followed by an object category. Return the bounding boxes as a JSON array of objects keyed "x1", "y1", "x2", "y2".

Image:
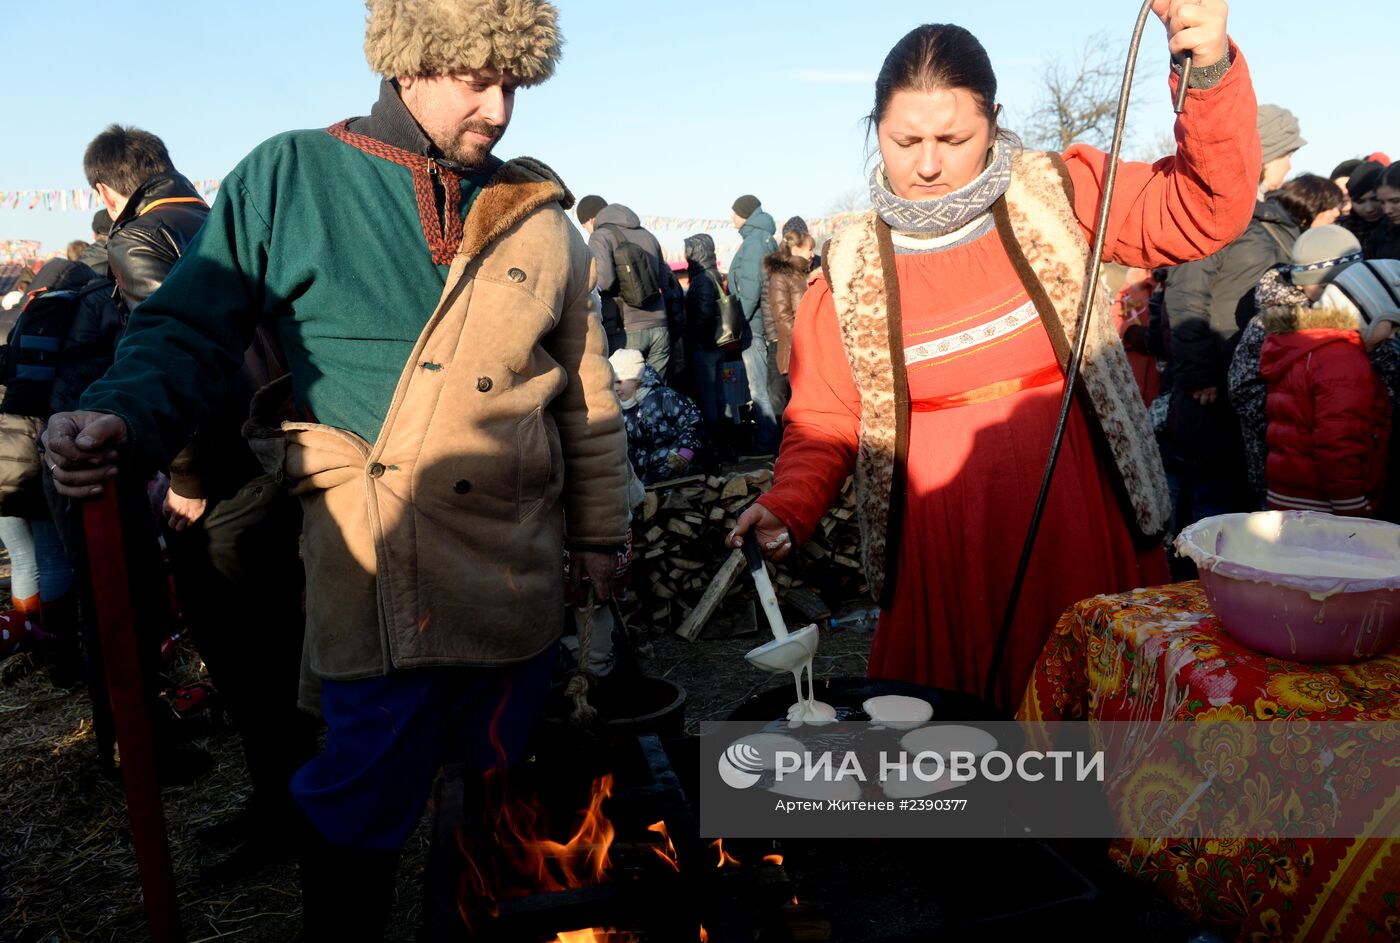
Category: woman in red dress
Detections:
[{"x1": 730, "y1": 1, "x2": 1261, "y2": 712}]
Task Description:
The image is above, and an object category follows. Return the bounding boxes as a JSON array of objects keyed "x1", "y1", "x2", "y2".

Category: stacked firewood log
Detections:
[{"x1": 629, "y1": 468, "x2": 867, "y2": 639}]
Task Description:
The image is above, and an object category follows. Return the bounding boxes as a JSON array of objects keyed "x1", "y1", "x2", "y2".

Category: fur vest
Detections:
[{"x1": 822, "y1": 151, "x2": 1170, "y2": 604}]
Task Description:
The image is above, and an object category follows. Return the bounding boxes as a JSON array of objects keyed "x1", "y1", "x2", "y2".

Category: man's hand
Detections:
[
  {"x1": 163, "y1": 491, "x2": 208, "y2": 532},
  {"x1": 569, "y1": 550, "x2": 618, "y2": 601},
  {"x1": 1367, "y1": 321, "x2": 1396, "y2": 352},
  {"x1": 1191, "y1": 386, "x2": 1219, "y2": 405},
  {"x1": 1153, "y1": 0, "x2": 1230, "y2": 68},
  {"x1": 41, "y1": 411, "x2": 128, "y2": 498}
]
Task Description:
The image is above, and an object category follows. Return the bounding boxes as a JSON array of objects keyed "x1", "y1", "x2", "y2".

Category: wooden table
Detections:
[{"x1": 1017, "y1": 581, "x2": 1400, "y2": 943}]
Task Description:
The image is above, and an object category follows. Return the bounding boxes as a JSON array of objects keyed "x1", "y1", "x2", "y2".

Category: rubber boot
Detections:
[
  {"x1": 299, "y1": 825, "x2": 400, "y2": 943},
  {"x1": 11, "y1": 593, "x2": 42, "y2": 626},
  {"x1": 0, "y1": 609, "x2": 30, "y2": 660}
]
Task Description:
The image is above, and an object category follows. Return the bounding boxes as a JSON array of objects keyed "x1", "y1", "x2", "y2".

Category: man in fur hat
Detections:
[{"x1": 42, "y1": 0, "x2": 630, "y2": 937}]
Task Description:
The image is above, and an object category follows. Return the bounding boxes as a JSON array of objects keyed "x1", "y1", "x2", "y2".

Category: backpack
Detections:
[
  {"x1": 1, "y1": 278, "x2": 118, "y2": 418},
  {"x1": 1333, "y1": 260, "x2": 1400, "y2": 331},
  {"x1": 600, "y1": 224, "x2": 661, "y2": 308}
]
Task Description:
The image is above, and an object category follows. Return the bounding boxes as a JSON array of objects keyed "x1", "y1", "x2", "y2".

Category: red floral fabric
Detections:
[{"x1": 1018, "y1": 581, "x2": 1400, "y2": 943}]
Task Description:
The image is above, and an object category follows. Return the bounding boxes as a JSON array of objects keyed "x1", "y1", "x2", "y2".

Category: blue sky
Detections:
[{"x1": 1, "y1": 0, "x2": 1392, "y2": 261}]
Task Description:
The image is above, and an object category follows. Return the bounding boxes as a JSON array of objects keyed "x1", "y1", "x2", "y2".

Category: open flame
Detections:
[
  {"x1": 498, "y1": 772, "x2": 616, "y2": 893},
  {"x1": 555, "y1": 931, "x2": 628, "y2": 943},
  {"x1": 710, "y1": 838, "x2": 741, "y2": 869},
  {"x1": 456, "y1": 771, "x2": 698, "y2": 942},
  {"x1": 646, "y1": 820, "x2": 680, "y2": 871},
  {"x1": 457, "y1": 771, "x2": 619, "y2": 933},
  {"x1": 758, "y1": 852, "x2": 797, "y2": 905}
]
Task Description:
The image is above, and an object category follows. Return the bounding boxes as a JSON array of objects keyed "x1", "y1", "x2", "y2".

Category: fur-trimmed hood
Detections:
[
  {"x1": 1259, "y1": 304, "x2": 1363, "y2": 334},
  {"x1": 364, "y1": 0, "x2": 562, "y2": 85}
]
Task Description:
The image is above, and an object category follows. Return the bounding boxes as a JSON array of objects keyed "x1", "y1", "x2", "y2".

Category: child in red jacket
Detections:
[{"x1": 1259, "y1": 303, "x2": 1390, "y2": 515}]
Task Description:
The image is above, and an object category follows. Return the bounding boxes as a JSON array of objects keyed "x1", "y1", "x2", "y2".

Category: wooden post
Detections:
[{"x1": 675, "y1": 548, "x2": 746, "y2": 641}]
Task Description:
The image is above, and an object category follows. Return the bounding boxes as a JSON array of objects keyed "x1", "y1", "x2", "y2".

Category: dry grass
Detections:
[
  {"x1": 0, "y1": 565, "x2": 869, "y2": 941},
  {"x1": 0, "y1": 656, "x2": 435, "y2": 942}
]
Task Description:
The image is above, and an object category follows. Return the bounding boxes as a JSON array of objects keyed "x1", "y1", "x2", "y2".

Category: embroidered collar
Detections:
[
  {"x1": 328, "y1": 119, "x2": 464, "y2": 265},
  {"x1": 328, "y1": 81, "x2": 502, "y2": 265}
]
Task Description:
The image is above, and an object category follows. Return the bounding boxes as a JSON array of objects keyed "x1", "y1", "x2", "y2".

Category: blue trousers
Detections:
[
  {"x1": 0, "y1": 516, "x2": 73, "y2": 602},
  {"x1": 740, "y1": 328, "x2": 779, "y2": 452},
  {"x1": 291, "y1": 644, "x2": 557, "y2": 851}
]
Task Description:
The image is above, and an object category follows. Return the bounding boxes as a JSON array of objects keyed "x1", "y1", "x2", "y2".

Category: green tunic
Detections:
[{"x1": 82, "y1": 128, "x2": 490, "y2": 461}]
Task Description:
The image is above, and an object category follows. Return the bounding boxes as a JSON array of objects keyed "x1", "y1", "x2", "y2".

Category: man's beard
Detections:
[{"x1": 435, "y1": 119, "x2": 504, "y2": 167}]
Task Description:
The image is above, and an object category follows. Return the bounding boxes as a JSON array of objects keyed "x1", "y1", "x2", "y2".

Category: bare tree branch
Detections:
[
  {"x1": 1022, "y1": 31, "x2": 1149, "y2": 153},
  {"x1": 826, "y1": 187, "x2": 871, "y2": 215}
]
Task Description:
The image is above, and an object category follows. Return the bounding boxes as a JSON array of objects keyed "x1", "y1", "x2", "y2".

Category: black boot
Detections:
[
  {"x1": 37, "y1": 594, "x2": 84, "y2": 689},
  {"x1": 299, "y1": 826, "x2": 400, "y2": 943}
]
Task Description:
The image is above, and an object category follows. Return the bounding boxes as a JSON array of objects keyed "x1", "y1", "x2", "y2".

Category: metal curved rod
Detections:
[{"x1": 983, "y1": 0, "x2": 1175, "y2": 705}]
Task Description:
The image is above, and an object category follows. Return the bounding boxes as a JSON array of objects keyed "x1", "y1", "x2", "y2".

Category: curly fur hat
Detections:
[{"x1": 364, "y1": 0, "x2": 562, "y2": 86}]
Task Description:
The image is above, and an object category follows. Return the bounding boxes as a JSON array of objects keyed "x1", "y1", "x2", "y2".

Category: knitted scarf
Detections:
[{"x1": 868, "y1": 141, "x2": 1013, "y2": 247}]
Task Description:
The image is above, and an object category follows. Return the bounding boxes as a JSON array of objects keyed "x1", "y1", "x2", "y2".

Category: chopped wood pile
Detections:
[{"x1": 630, "y1": 468, "x2": 868, "y2": 641}]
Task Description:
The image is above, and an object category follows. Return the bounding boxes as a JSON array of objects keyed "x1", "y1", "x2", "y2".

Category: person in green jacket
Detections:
[
  {"x1": 728, "y1": 194, "x2": 780, "y2": 452},
  {"x1": 43, "y1": 1, "x2": 631, "y2": 939}
]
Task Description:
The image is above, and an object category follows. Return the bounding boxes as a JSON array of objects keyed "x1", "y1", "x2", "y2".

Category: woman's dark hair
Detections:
[
  {"x1": 866, "y1": 24, "x2": 999, "y2": 137},
  {"x1": 1270, "y1": 174, "x2": 1343, "y2": 230},
  {"x1": 1330, "y1": 158, "x2": 1363, "y2": 181},
  {"x1": 1380, "y1": 163, "x2": 1400, "y2": 191},
  {"x1": 776, "y1": 229, "x2": 815, "y2": 264}
]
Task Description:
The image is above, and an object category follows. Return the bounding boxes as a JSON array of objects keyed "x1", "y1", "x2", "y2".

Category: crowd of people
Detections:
[{"x1": 0, "y1": 0, "x2": 1395, "y2": 939}]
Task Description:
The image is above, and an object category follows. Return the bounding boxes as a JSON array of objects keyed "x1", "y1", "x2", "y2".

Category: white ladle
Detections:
[{"x1": 741, "y1": 531, "x2": 822, "y2": 707}]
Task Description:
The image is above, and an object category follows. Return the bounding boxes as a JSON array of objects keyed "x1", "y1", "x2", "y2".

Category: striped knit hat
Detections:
[{"x1": 1289, "y1": 225, "x2": 1362, "y2": 286}]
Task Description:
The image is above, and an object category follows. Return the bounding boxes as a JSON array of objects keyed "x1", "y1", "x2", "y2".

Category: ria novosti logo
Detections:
[{"x1": 717, "y1": 741, "x2": 765, "y2": 789}]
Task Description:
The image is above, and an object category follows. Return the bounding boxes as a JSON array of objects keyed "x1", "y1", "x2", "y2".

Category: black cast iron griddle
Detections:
[{"x1": 726, "y1": 676, "x2": 1009, "y2": 724}]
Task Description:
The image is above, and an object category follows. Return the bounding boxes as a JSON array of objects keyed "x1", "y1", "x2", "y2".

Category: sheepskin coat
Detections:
[{"x1": 81, "y1": 125, "x2": 630, "y2": 710}]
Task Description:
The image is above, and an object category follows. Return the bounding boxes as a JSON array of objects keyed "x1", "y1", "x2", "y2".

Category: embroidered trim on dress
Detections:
[{"x1": 903, "y1": 299, "x2": 1039, "y2": 367}]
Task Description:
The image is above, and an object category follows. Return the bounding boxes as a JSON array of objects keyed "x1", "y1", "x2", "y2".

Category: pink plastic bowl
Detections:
[{"x1": 1174, "y1": 511, "x2": 1400, "y2": 664}]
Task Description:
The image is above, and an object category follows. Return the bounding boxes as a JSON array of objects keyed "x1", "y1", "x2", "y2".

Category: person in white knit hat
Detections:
[{"x1": 609, "y1": 348, "x2": 706, "y2": 484}]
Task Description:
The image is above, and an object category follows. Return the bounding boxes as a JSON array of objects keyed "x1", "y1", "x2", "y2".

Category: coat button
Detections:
[
  {"x1": 453, "y1": 479, "x2": 472, "y2": 494},
  {"x1": 476, "y1": 376, "x2": 493, "y2": 392},
  {"x1": 508, "y1": 268, "x2": 526, "y2": 282},
  {"x1": 368, "y1": 462, "x2": 386, "y2": 478}
]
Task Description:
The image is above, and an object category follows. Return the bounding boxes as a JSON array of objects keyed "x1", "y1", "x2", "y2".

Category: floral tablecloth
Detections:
[{"x1": 1017, "y1": 581, "x2": 1400, "y2": 943}]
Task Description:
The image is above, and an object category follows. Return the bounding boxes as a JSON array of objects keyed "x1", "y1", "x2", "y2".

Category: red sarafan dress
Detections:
[{"x1": 759, "y1": 51, "x2": 1262, "y2": 710}]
